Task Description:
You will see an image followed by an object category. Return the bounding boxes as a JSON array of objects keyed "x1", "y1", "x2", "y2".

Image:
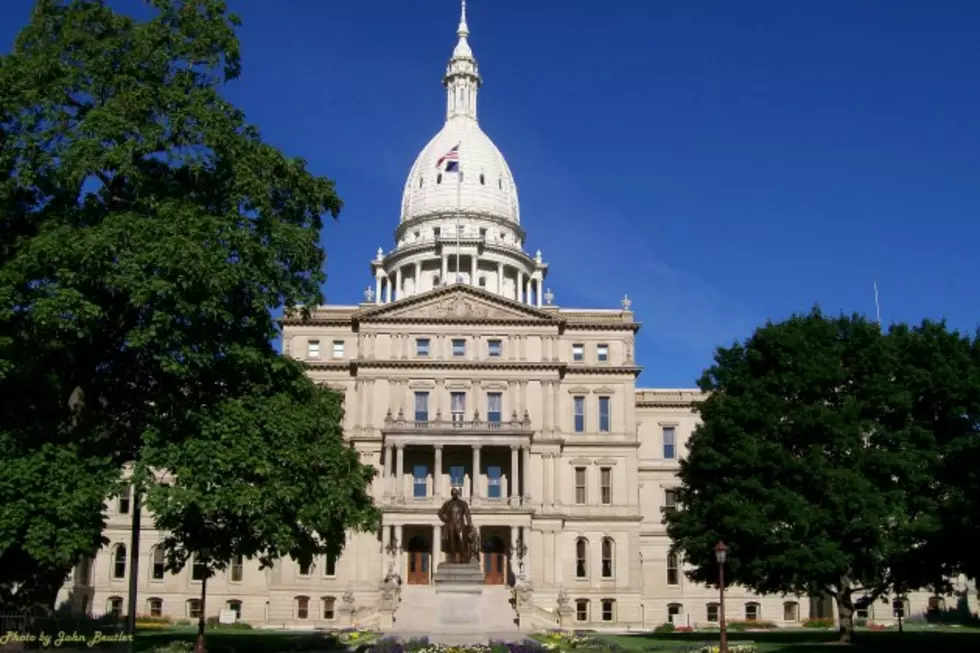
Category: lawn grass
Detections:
[{"x1": 599, "y1": 627, "x2": 980, "y2": 653}]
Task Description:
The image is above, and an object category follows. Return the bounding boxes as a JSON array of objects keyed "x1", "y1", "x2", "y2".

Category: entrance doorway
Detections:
[
  {"x1": 407, "y1": 535, "x2": 430, "y2": 585},
  {"x1": 483, "y1": 536, "x2": 506, "y2": 585}
]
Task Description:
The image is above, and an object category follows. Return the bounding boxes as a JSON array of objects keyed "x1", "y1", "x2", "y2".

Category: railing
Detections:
[{"x1": 383, "y1": 409, "x2": 532, "y2": 433}]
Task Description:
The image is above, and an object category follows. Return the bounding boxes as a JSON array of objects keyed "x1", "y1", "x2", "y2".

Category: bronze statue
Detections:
[{"x1": 438, "y1": 488, "x2": 475, "y2": 563}]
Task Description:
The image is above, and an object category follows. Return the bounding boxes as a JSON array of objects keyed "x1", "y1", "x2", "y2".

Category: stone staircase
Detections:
[{"x1": 392, "y1": 585, "x2": 520, "y2": 644}]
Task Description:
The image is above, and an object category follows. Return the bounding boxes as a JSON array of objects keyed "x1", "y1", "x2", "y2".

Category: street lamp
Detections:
[{"x1": 714, "y1": 541, "x2": 729, "y2": 653}]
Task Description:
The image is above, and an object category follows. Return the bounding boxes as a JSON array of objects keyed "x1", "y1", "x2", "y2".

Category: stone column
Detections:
[
  {"x1": 552, "y1": 454, "x2": 561, "y2": 507},
  {"x1": 516, "y1": 270, "x2": 524, "y2": 303},
  {"x1": 523, "y1": 446, "x2": 532, "y2": 502},
  {"x1": 536, "y1": 278, "x2": 542, "y2": 307},
  {"x1": 510, "y1": 526, "x2": 519, "y2": 576},
  {"x1": 395, "y1": 445, "x2": 405, "y2": 499},
  {"x1": 381, "y1": 525, "x2": 391, "y2": 580},
  {"x1": 433, "y1": 524, "x2": 442, "y2": 565},
  {"x1": 441, "y1": 254, "x2": 448, "y2": 282},
  {"x1": 385, "y1": 444, "x2": 394, "y2": 496},
  {"x1": 414, "y1": 260, "x2": 422, "y2": 295},
  {"x1": 472, "y1": 446, "x2": 482, "y2": 499},
  {"x1": 375, "y1": 274, "x2": 382, "y2": 305},
  {"x1": 434, "y1": 445, "x2": 444, "y2": 499},
  {"x1": 510, "y1": 446, "x2": 520, "y2": 505},
  {"x1": 395, "y1": 524, "x2": 404, "y2": 578},
  {"x1": 542, "y1": 453, "x2": 552, "y2": 506},
  {"x1": 395, "y1": 266, "x2": 403, "y2": 301},
  {"x1": 470, "y1": 254, "x2": 477, "y2": 284}
]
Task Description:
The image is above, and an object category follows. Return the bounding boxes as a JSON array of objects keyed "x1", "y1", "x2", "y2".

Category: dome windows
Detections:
[
  {"x1": 419, "y1": 177, "x2": 424, "y2": 188},
  {"x1": 498, "y1": 177, "x2": 503, "y2": 189},
  {"x1": 478, "y1": 277, "x2": 487, "y2": 288},
  {"x1": 479, "y1": 173, "x2": 485, "y2": 185},
  {"x1": 437, "y1": 173, "x2": 442, "y2": 184}
]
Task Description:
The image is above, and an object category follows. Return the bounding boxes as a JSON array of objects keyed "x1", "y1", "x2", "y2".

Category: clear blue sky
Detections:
[{"x1": 3, "y1": 1, "x2": 979, "y2": 387}]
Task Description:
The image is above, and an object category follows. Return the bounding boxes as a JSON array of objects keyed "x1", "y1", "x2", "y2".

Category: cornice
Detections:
[
  {"x1": 565, "y1": 364, "x2": 642, "y2": 378},
  {"x1": 352, "y1": 359, "x2": 565, "y2": 373},
  {"x1": 394, "y1": 210, "x2": 528, "y2": 243}
]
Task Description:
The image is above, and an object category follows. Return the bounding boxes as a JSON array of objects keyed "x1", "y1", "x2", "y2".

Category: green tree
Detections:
[
  {"x1": 0, "y1": 0, "x2": 364, "y2": 612},
  {"x1": 141, "y1": 360, "x2": 379, "y2": 643},
  {"x1": 665, "y1": 309, "x2": 954, "y2": 642}
]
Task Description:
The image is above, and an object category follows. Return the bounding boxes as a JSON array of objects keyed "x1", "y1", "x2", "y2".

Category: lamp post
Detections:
[{"x1": 715, "y1": 541, "x2": 729, "y2": 653}]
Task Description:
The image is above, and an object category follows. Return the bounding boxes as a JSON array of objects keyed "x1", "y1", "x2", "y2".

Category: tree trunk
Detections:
[
  {"x1": 194, "y1": 575, "x2": 208, "y2": 653},
  {"x1": 837, "y1": 587, "x2": 856, "y2": 644}
]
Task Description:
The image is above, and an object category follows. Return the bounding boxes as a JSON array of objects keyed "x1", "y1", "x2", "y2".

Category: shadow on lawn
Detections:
[
  {"x1": 136, "y1": 629, "x2": 343, "y2": 653},
  {"x1": 611, "y1": 628, "x2": 980, "y2": 652}
]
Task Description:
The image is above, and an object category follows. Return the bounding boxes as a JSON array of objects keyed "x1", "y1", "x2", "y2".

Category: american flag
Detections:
[{"x1": 436, "y1": 143, "x2": 460, "y2": 171}]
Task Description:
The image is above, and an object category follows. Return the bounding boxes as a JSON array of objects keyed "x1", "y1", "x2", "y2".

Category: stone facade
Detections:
[{"x1": 54, "y1": 0, "x2": 977, "y2": 634}]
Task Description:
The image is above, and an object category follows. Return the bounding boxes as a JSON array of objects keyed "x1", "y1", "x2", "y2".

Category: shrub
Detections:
[
  {"x1": 802, "y1": 617, "x2": 834, "y2": 628},
  {"x1": 854, "y1": 618, "x2": 868, "y2": 628},
  {"x1": 653, "y1": 622, "x2": 676, "y2": 633}
]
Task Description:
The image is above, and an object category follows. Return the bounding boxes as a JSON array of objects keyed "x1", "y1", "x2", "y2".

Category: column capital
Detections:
[
  {"x1": 434, "y1": 444, "x2": 444, "y2": 451},
  {"x1": 472, "y1": 444, "x2": 483, "y2": 451},
  {"x1": 396, "y1": 443, "x2": 405, "y2": 451}
]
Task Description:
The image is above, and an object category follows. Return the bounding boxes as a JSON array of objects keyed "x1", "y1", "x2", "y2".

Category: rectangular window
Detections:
[
  {"x1": 598, "y1": 396, "x2": 610, "y2": 432},
  {"x1": 488, "y1": 339, "x2": 502, "y2": 357},
  {"x1": 118, "y1": 489, "x2": 130, "y2": 515},
  {"x1": 299, "y1": 560, "x2": 312, "y2": 576},
  {"x1": 230, "y1": 555, "x2": 243, "y2": 582},
  {"x1": 666, "y1": 553, "x2": 679, "y2": 585},
  {"x1": 450, "y1": 465, "x2": 465, "y2": 491},
  {"x1": 600, "y1": 467, "x2": 612, "y2": 505},
  {"x1": 191, "y1": 557, "x2": 207, "y2": 581},
  {"x1": 601, "y1": 599, "x2": 615, "y2": 622},
  {"x1": 416, "y1": 338, "x2": 430, "y2": 356},
  {"x1": 572, "y1": 344, "x2": 584, "y2": 362},
  {"x1": 187, "y1": 599, "x2": 202, "y2": 619},
  {"x1": 668, "y1": 603, "x2": 681, "y2": 624},
  {"x1": 307, "y1": 339, "x2": 320, "y2": 358},
  {"x1": 331, "y1": 340, "x2": 344, "y2": 359},
  {"x1": 296, "y1": 596, "x2": 309, "y2": 620},
  {"x1": 665, "y1": 488, "x2": 679, "y2": 510},
  {"x1": 573, "y1": 396, "x2": 585, "y2": 433},
  {"x1": 451, "y1": 392, "x2": 466, "y2": 424},
  {"x1": 322, "y1": 597, "x2": 335, "y2": 620},
  {"x1": 487, "y1": 466, "x2": 502, "y2": 498},
  {"x1": 433, "y1": 227, "x2": 441, "y2": 237},
  {"x1": 487, "y1": 392, "x2": 502, "y2": 425},
  {"x1": 596, "y1": 344, "x2": 609, "y2": 362},
  {"x1": 414, "y1": 392, "x2": 429, "y2": 422},
  {"x1": 149, "y1": 598, "x2": 163, "y2": 617},
  {"x1": 574, "y1": 467, "x2": 587, "y2": 505},
  {"x1": 324, "y1": 554, "x2": 337, "y2": 577},
  {"x1": 413, "y1": 465, "x2": 428, "y2": 498},
  {"x1": 575, "y1": 599, "x2": 589, "y2": 622},
  {"x1": 452, "y1": 339, "x2": 466, "y2": 356},
  {"x1": 784, "y1": 602, "x2": 799, "y2": 621},
  {"x1": 151, "y1": 550, "x2": 165, "y2": 580},
  {"x1": 663, "y1": 426, "x2": 676, "y2": 459},
  {"x1": 746, "y1": 603, "x2": 759, "y2": 621}
]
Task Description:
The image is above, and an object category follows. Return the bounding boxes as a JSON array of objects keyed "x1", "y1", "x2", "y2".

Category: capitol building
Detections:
[{"x1": 58, "y1": 1, "x2": 967, "y2": 635}]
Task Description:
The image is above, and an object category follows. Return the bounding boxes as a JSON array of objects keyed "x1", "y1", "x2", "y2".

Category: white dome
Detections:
[{"x1": 400, "y1": 119, "x2": 520, "y2": 224}]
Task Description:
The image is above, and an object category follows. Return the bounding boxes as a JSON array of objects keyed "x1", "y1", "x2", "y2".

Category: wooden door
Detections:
[
  {"x1": 407, "y1": 536, "x2": 430, "y2": 585},
  {"x1": 483, "y1": 536, "x2": 506, "y2": 585}
]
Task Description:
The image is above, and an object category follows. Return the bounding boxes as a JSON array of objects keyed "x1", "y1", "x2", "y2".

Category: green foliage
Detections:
[
  {"x1": 0, "y1": 0, "x2": 368, "y2": 611},
  {"x1": 664, "y1": 307, "x2": 979, "y2": 640},
  {"x1": 652, "y1": 622, "x2": 675, "y2": 633},
  {"x1": 142, "y1": 362, "x2": 380, "y2": 576},
  {"x1": 803, "y1": 618, "x2": 835, "y2": 629}
]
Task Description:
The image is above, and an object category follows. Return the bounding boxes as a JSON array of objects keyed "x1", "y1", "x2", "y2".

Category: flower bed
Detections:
[
  {"x1": 369, "y1": 637, "x2": 548, "y2": 653},
  {"x1": 334, "y1": 628, "x2": 381, "y2": 647},
  {"x1": 693, "y1": 645, "x2": 757, "y2": 653}
]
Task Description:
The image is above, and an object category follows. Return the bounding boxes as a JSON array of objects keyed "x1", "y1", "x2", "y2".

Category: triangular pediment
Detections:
[{"x1": 357, "y1": 285, "x2": 560, "y2": 323}]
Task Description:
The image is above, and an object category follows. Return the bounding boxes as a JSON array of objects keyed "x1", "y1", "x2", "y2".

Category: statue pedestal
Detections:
[{"x1": 432, "y1": 562, "x2": 485, "y2": 632}]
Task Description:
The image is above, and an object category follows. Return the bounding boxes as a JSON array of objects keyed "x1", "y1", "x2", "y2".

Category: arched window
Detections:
[
  {"x1": 600, "y1": 538, "x2": 614, "y2": 578},
  {"x1": 666, "y1": 553, "x2": 679, "y2": 585},
  {"x1": 112, "y1": 545, "x2": 127, "y2": 579},
  {"x1": 187, "y1": 599, "x2": 202, "y2": 619},
  {"x1": 478, "y1": 276, "x2": 487, "y2": 288},
  {"x1": 227, "y1": 600, "x2": 242, "y2": 620},
  {"x1": 667, "y1": 603, "x2": 683, "y2": 624},
  {"x1": 295, "y1": 595, "x2": 310, "y2": 620},
  {"x1": 575, "y1": 599, "x2": 589, "y2": 622},
  {"x1": 706, "y1": 603, "x2": 719, "y2": 623},
  {"x1": 575, "y1": 538, "x2": 588, "y2": 578},
  {"x1": 151, "y1": 547, "x2": 165, "y2": 580},
  {"x1": 147, "y1": 597, "x2": 163, "y2": 618},
  {"x1": 322, "y1": 596, "x2": 336, "y2": 620},
  {"x1": 601, "y1": 598, "x2": 616, "y2": 622},
  {"x1": 783, "y1": 601, "x2": 799, "y2": 621},
  {"x1": 107, "y1": 596, "x2": 123, "y2": 618},
  {"x1": 745, "y1": 601, "x2": 761, "y2": 621}
]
